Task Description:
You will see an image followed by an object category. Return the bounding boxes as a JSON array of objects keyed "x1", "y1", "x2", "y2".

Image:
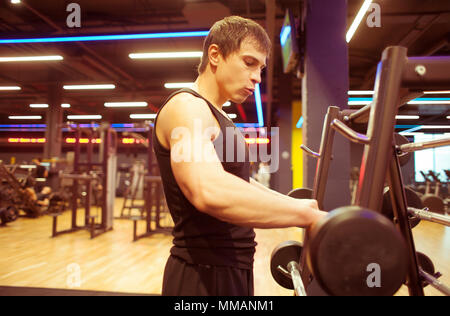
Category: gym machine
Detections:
[
  {"x1": 51, "y1": 124, "x2": 117, "y2": 239},
  {"x1": 116, "y1": 125, "x2": 172, "y2": 241},
  {"x1": 271, "y1": 46, "x2": 450, "y2": 296},
  {"x1": 0, "y1": 161, "x2": 41, "y2": 218}
]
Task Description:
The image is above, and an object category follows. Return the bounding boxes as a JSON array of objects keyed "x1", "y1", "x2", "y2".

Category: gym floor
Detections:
[{"x1": 0, "y1": 198, "x2": 448, "y2": 296}]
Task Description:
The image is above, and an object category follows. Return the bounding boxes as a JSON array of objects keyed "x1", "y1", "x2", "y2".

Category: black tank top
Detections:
[{"x1": 153, "y1": 88, "x2": 256, "y2": 269}]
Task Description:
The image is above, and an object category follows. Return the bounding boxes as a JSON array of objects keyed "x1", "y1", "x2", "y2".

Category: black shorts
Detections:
[{"x1": 162, "y1": 255, "x2": 254, "y2": 296}]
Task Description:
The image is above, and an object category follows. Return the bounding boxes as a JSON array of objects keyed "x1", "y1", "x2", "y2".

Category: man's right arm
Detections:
[{"x1": 157, "y1": 93, "x2": 326, "y2": 229}]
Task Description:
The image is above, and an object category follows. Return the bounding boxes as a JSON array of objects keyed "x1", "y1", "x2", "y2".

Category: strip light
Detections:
[
  {"x1": 349, "y1": 97, "x2": 450, "y2": 105},
  {"x1": 9, "y1": 115, "x2": 42, "y2": 120},
  {"x1": 254, "y1": 84, "x2": 264, "y2": 127},
  {"x1": 130, "y1": 114, "x2": 157, "y2": 119},
  {"x1": 105, "y1": 102, "x2": 148, "y2": 108},
  {"x1": 30, "y1": 104, "x2": 49, "y2": 108},
  {"x1": 420, "y1": 125, "x2": 450, "y2": 129},
  {"x1": 164, "y1": 82, "x2": 194, "y2": 89},
  {"x1": 66, "y1": 138, "x2": 102, "y2": 144},
  {"x1": 129, "y1": 52, "x2": 202, "y2": 59},
  {"x1": 280, "y1": 25, "x2": 291, "y2": 46},
  {"x1": 245, "y1": 138, "x2": 270, "y2": 144},
  {"x1": 348, "y1": 90, "x2": 374, "y2": 95},
  {"x1": 63, "y1": 84, "x2": 115, "y2": 90},
  {"x1": 346, "y1": 0, "x2": 373, "y2": 43},
  {"x1": 424, "y1": 91, "x2": 450, "y2": 94},
  {"x1": 396, "y1": 115, "x2": 420, "y2": 120},
  {"x1": 0, "y1": 31, "x2": 209, "y2": 44},
  {"x1": 8, "y1": 138, "x2": 46, "y2": 143},
  {"x1": 67, "y1": 115, "x2": 102, "y2": 120},
  {"x1": 407, "y1": 98, "x2": 450, "y2": 105},
  {"x1": 0, "y1": 55, "x2": 63, "y2": 62},
  {"x1": 0, "y1": 86, "x2": 21, "y2": 91}
]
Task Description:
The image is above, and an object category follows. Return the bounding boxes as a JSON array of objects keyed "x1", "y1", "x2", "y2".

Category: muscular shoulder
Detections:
[
  {"x1": 159, "y1": 92, "x2": 214, "y2": 125},
  {"x1": 156, "y1": 92, "x2": 217, "y2": 148}
]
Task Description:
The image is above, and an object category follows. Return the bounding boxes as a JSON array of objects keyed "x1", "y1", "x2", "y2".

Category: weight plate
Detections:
[
  {"x1": 287, "y1": 188, "x2": 313, "y2": 199},
  {"x1": 270, "y1": 240, "x2": 303, "y2": 290},
  {"x1": 306, "y1": 206, "x2": 408, "y2": 296},
  {"x1": 382, "y1": 187, "x2": 423, "y2": 228},
  {"x1": 422, "y1": 195, "x2": 445, "y2": 214},
  {"x1": 394, "y1": 133, "x2": 411, "y2": 167},
  {"x1": 416, "y1": 251, "x2": 435, "y2": 288}
]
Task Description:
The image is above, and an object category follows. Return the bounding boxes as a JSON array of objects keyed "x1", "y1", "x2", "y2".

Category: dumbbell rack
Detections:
[{"x1": 298, "y1": 46, "x2": 450, "y2": 296}]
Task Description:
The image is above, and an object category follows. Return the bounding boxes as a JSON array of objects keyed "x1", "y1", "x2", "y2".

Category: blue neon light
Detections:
[
  {"x1": 349, "y1": 97, "x2": 450, "y2": 102},
  {"x1": 254, "y1": 84, "x2": 264, "y2": 127},
  {"x1": 0, "y1": 124, "x2": 46, "y2": 128},
  {"x1": 296, "y1": 116, "x2": 304, "y2": 129},
  {"x1": 235, "y1": 123, "x2": 261, "y2": 128},
  {"x1": 280, "y1": 26, "x2": 291, "y2": 46},
  {"x1": 0, "y1": 31, "x2": 209, "y2": 44}
]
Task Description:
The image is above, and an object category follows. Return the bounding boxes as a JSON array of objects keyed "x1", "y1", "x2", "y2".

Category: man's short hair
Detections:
[{"x1": 197, "y1": 16, "x2": 271, "y2": 75}]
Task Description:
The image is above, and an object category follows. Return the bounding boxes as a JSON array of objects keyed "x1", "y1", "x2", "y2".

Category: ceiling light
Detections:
[
  {"x1": 129, "y1": 52, "x2": 202, "y2": 59},
  {"x1": 164, "y1": 82, "x2": 194, "y2": 89},
  {"x1": 67, "y1": 115, "x2": 102, "y2": 120},
  {"x1": 348, "y1": 90, "x2": 374, "y2": 95},
  {"x1": 0, "y1": 55, "x2": 63, "y2": 62},
  {"x1": 0, "y1": 86, "x2": 21, "y2": 91},
  {"x1": 63, "y1": 84, "x2": 115, "y2": 90},
  {"x1": 130, "y1": 114, "x2": 157, "y2": 119},
  {"x1": 228, "y1": 113, "x2": 237, "y2": 119},
  {"x1": 61, "y1": 103, "x2": 71, "y2": 108},
  {"x1": 348, "y1": 98, "x2": 372, "y2": 105},
  {"x1": 424, "y1": 91, "x2": 450, "y2": 94},
  {"x1": 395, "y1": 115, "x2": 419, "y2": 120},
  {"x1": 11, "y1": 0, "x2": 21, "y2": 4},
  {"x1": 407, "y1": 98, "x2": 450, "y2": 105},
  {"x1": 30, "y1": 104, "x2": 49, "y2": 108},
  {"x1": 420, "y1": 125, "x2": 450, "y2": 129},
  {"x1": 346, "y1": 0, "x2": 373, "y2": 43},
  {"x1": 104, "y1": 102, "x2": 148, "y2": 107},
  {"x1": 9, "y1": 115, "x2": 42, "y2": 120}
]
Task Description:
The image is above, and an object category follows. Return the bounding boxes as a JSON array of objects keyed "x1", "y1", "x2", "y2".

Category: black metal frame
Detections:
[
  {"x1": 300, "y1": 46, "x2": 450, "y2": 296},
  {"x1": 51, "y1": 124, "x2": 117, "y2": 239}
]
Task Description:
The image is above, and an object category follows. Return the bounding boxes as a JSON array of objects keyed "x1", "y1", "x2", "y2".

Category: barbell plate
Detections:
[
  {"x1": 287, "y1": 188, "x2": 313, "y2": 199},
  {"x1": 416, "y1": 251, "x2": 435, "y2": 288},
  {"x1": 270, "y1": 240, "x2": 303, "y2": 290},
  {"x1": 422, "y1": 195, "x2": 445, "y2": 214},
  {"x1": 382, "y1": 187, "x2": 423, "y2": 229},
  {"x1": 306, "y1": 206, "x2": 408, "y2": 296},
  {"x1": 394, "y1": 133, "x2": 411, "y2": 167}
]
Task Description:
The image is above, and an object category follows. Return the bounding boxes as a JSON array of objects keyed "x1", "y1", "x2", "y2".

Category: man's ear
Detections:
[{"x1": 208, "y1": 44, "x2": 221, "y2": 67}]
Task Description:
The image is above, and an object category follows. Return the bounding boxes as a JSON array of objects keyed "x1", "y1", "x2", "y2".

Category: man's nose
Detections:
[{"x1": 251, "y1": 70, "x2": 262, "y2": 84}]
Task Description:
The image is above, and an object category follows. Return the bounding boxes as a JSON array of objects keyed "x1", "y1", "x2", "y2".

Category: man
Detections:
[{"x1": 153, "y1": 16, "x2": 326, "y2": 296}]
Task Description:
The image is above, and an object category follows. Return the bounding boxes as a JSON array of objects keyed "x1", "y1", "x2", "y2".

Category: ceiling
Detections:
[{"x1": 0, "y1": 0, "x2": 449, "y2": 129}]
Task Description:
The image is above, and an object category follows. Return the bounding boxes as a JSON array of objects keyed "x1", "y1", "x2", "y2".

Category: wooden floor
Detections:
[{"x1": 0, "y1": 198, "x2": 448, "y2": 296}]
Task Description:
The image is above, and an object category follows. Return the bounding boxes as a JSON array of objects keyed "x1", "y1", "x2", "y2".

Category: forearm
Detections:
[
  {"x1": 250, "y1": 177, "x2": 289, "y2": 199},
  {"x1": 200, "y1": 171, "x2": 325, "y2": 229}
]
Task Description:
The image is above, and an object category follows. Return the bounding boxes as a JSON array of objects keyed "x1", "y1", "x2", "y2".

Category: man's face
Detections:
[{"x1": 215, "y1": 38, "x2": 267, "y2": 104}]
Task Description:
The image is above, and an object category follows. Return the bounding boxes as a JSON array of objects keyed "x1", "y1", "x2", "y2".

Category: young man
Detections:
[{"x1": 153, "y1": 16, "x2": 326, "y2": 296}]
